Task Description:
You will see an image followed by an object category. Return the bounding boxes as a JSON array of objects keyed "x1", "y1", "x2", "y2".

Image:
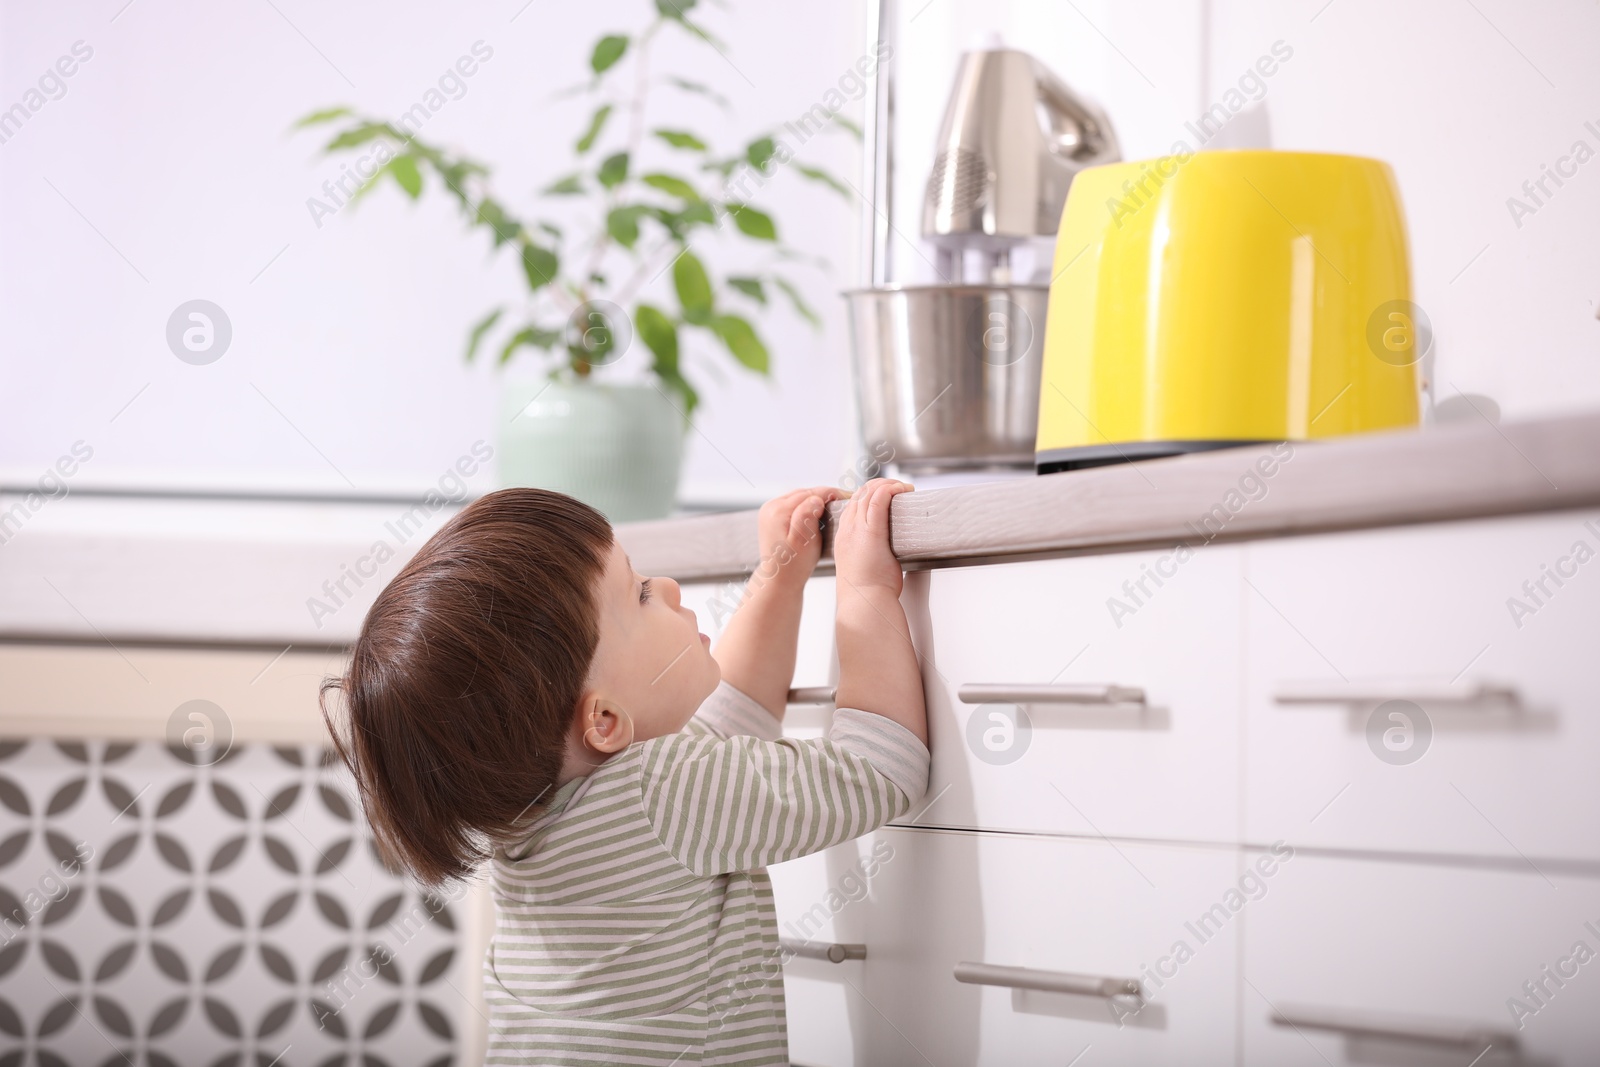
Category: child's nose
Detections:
[{"x1": 662, "y1": 577, "x2": 682, "y2": 607}]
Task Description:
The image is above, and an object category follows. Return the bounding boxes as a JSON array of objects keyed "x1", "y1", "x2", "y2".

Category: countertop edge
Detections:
[{"x1": 615, "y1": 411, "x2": 1600, "y2": 580}]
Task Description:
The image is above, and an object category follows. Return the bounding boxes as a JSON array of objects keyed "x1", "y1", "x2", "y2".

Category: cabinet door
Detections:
[
  {"x1": 901, "y1": 545, "x2": 1243, "y2": 843},
  {"x1": 680, "y1": 576, "x2": 838, "y2": 694},
  {"x1": 1244, "y1": 853, "x2": 1600, "y2": 1064},
  {"x1": 769, "y1": 839, "x2": 883, "y2": 1067},
  {"x1": 1243, "y1": 510, "x2": 1600, "y2": 861},
  {"x1": 857, "y1": 828, "x2": 1242, "y2": 1065}
]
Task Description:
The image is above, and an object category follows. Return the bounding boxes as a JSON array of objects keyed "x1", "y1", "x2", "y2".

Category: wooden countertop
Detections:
[{"x1": 617, "y1": 410, "x2": 1600, "y2": 581}]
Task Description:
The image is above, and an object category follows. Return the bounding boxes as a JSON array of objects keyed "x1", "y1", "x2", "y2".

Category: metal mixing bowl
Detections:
[{"x1": 844, "y1": 284, "x2": 1048, "y2": 472}]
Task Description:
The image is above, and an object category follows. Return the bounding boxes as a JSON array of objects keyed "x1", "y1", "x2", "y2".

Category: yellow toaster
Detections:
[{"x1": 1035, "y1": 150, "x2": 1421, "y2": 472}]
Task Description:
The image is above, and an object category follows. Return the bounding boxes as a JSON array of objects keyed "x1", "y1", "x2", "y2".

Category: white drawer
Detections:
[
  {"x1": 1244, "y1": 853, "x2": 1600, "y2": 1064},
  {"x1": 857, "y1": 828, "x2": 1242, "y2": 1065},
  {"x1": 680, "y1": 575, "x2": 838, "y2": 694},
  {"x1": 768, "y1": 840, "x2": 879, "y2": 1067},
  {"x1": 900, "y1": 546, "x2": 1243, "y2": 842},
  {"x1": 1243, "y1": 510, "x2": 1600, "y2": 861}
]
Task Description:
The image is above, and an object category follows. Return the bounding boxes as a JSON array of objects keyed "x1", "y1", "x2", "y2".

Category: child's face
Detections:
[{"x1": 575, "y1": 538, "x2": 720, "y2": 753}]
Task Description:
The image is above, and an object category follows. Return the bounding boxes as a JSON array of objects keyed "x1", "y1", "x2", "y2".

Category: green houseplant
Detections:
[{"x1": 297, "y1": 0, "x2": 851, "y2": 520}]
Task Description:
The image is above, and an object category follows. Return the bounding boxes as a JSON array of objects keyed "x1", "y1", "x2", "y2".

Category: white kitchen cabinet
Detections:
[
  {"x1": 695, "y1": 505, "x2": 1600, "y2": 1062},
  {"x1": 855, "y1": 827, "x2": 1242, "y2": 1065},
  {"x1": 1243, "y1": 853, "x2": 1600, "y2": 1065},
  {"x1": 1242, "y1": 509, "x2": 1600, "y2": 862},
  {"x1": 680, "y1": 575, "x2": 839, "y2": 694},
  {"x1": 900, "y1": 546, "x2": 1243, "y2": 844},
  {"x1": 770, "y1": 839, "x2": 882, "y2": 1067}
]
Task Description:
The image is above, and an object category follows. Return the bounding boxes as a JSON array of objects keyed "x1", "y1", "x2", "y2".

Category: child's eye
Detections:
[{"x1": 639, "y1": 578, "x2": 652, "y2": 605}]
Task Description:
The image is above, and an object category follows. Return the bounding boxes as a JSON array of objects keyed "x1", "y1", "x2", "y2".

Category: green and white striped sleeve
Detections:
[
  {"x1": 682, "y1": 680, "x2": 785, "y2": 741},
  {"x1": 637, "y1": 706, "x2": 929, "y2": 877}
]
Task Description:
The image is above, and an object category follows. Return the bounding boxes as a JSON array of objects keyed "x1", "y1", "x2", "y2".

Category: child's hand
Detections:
[
  {"x1": 833, "y1": 478, "x2": 914, "y2": 598},
  {"x1": 717, "y1": 486, "x2": 842, "y2": 718},
  {"x1": 756, "y1": 486, "x2": 841, "y2": 585}
]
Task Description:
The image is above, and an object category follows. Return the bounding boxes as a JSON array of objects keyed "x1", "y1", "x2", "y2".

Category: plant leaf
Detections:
[
  {"x1": 324, "y1": 123, "x2": 392, "y2": 152},
  {"x1": 710, "y1": 313, "x2": 769, "y2": 373},
  {"x1": 727, "y1": 276, "x2": 766, "y2": 304},
  {"x1": 673, "y1": 15, "x2": 727, "y2": 51},
  {"x1": 294, "y1": 106, "x2": 352, "y2": 129},
  {"x1": 651, "y1": 203, "x2": 722, "y2": 240},
  {"x1": 521, "y1": 244, "x2": 559, "y2": 292},
  {"x1": 796, "y1": 164, "x2": 851, "y2": 198},
  {"x1": 727, "y1": 203, "x2": 776, "y2": 241},
  {"x1": 642, "y1": 173, "x2": 701, "y2": 201},
  {"x1": 498, "y1": 325, "x2": 562, "y2": 365},
  {"x1": 745, "y1": 137, "x2": 777, "y2": 172},
  {"x1": 387, "y1": 155, "x2": 422, "y2": 198},
  {"x1": 537, "y1": 220, "x2": 563, "y2": 239},
  {"x1": 591, "y1": 35, "x2": 629, "y2": 75},
  {"x1": 606, "y1": 205, "x2": 646, "y2": 249},
  {"x1": 637, "y1": 304, "x2": 697, "y2": 419},
  {"x1": 568, "y1": 303, "x2": 622, "y2": 368},
  {"x1": 680, "y1": 201, "x2": 716, "y2": 226},
  {"x1": 659, "y1": 366, "x2": 699, "y2": 418},
  {"x1": 575, "y1": 104, "x2": 613, "y2": 154},
  {"x1": 598, "y1": 152, "x2": 630, "y2": 189},
  {"x1": 654, "y1": 0, "x2": 699, "y2": 20},
  {"x1": 465, "y1": 308, "x2": 503, "y2": 363},
  {"x1": 830, "y1": 113, "x2": 863, "y2": 139},
  {"x1": 653, "y1": 129, "x2": 708, "y2": 151},
  {"x1": 664, "y1": 76, "x2": 730, "y2": 111},
  {"x1": 699, "y1": 156, "x2": 741, "y2": 180},
  {"x1": 647, "y1": 207, "x2": 685, "y2": 241},
  {"x1": 431, "y1": 156, "x2": 487, "y2": 205},
  {"x1": 635, "y1": 304, "x2": 679, "y2": 370},
  {"x1": 474, "y1": 198, "x2": 522, "y2": 246},
  {"x1": 774, "y1": 276, "x2": 821, "y2": 328},
  {"x1": 543, "y1": 173, "x2": 585, "y2": 196},
  {"x1": 672, "y1": 250, "x2": 713, "y2": 324}
]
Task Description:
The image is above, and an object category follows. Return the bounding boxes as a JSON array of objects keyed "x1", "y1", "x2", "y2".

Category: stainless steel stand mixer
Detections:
[{"x1": 845, "y1": 7, "x2": 1120, "y2": 473}]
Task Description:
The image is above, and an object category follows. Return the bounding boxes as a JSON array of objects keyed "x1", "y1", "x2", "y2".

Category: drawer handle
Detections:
[
  {"x1": 953, "y1": 961, "x2": 1141, "y2": 999},
  {"x1": 1273, "y1": 680, "x2": 1520, "y2": 709},
  {"x1": 958, "y1": 684, "x2": 1146, "y2": 707},
  {"x1": 1270, "y1": 1003, "x2": 1519, "y2": 1051},
  {"x1": 786, "y1": 686, "x2": 836, "y2": 705},
  {"x1": 780, "y1": 938, "x2": 865, "y2": 963}
]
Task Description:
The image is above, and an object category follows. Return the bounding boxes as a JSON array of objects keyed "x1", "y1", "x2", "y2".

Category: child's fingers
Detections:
[
  {"x1": 786, "y1": 494, "x2": 825, "y2": 544},
  {"x1": 767, "y1": 488, "x2": 823, "y2": 534},
  {"x1": 867, "y1": 480, "x2": 894, "y2": 529},
  {"x1": 771, "y1": 486, "x2": 841, "y2": 522},
  {"x1": 852, "y1": 480, "x2": 880, "y2": 530},
  {"x1": 866, "y1": 479, "x2": 912, "y2": 529},
  {"x1": 845, "y1": 478, "x2": 889, "y2": 527},
  {"x1": 851, "y1": 479, "x2": 889, "y2": 521},
  {"x1": 769, "y1": 488, "x2": 811, "y2": 515}
]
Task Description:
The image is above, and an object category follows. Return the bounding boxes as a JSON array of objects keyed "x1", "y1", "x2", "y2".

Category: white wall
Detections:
[
  {"x1": 2, "y1": 0, "x2": 1595, "y2": 508},
  {"x1": 1207, "y1": 0, "x2": 1600, "y2": 421},
  {"x1": 0, "y1": 0, "x2": 866, "y2": 505}
]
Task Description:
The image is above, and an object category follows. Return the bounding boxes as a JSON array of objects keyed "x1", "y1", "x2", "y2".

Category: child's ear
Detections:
[{"x1": 578, "y1": 697, "x2": 634, "y2": 754}]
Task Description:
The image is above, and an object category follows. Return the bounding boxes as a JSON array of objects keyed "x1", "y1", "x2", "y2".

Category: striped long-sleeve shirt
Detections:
[{"x1": 483, "y1": 680, "x2": 930, "y2": 1065}]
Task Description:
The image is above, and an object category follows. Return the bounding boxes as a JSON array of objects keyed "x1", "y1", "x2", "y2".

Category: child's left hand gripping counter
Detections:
[{"x1": 712, "y1": 486, "x2": 843, "y2": 721}]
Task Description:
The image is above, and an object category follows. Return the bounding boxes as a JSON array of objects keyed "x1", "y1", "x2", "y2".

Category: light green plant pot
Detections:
[{"x1": 496, "y1": 379, "x2": 686, "y2": 522}]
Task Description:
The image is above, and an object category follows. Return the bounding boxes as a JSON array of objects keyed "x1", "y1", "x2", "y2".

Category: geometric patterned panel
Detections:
[{"x1": 0, "y1": 739, "x2": 462, "y2": 1067}]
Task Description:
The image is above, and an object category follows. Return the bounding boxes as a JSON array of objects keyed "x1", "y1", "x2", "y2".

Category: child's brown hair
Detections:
[{"x1": 320, "y1": 488, "x2": 613, "y2": 886}]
